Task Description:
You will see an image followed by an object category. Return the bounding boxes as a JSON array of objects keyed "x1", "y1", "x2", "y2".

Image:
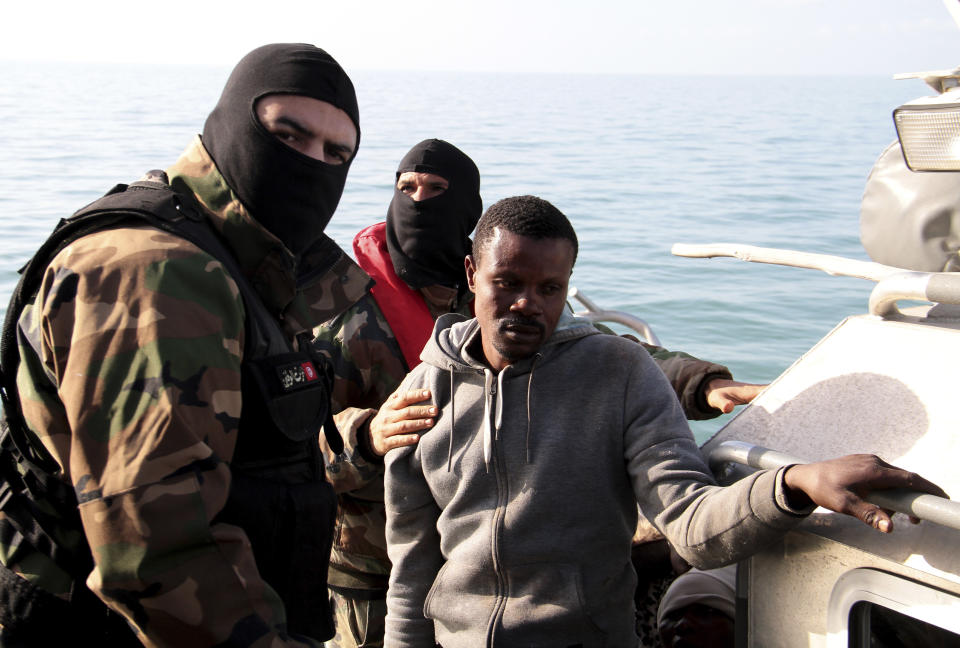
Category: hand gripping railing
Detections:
[
  {"x1": 671, "y1": 243, "x2": 960, "y2": 318},
  {"x1": 708, "y1": 440, "x2": 960, "y2": 532},
  {"x1": 567, "y1": 286, "x2": 661, "y2": 346}
]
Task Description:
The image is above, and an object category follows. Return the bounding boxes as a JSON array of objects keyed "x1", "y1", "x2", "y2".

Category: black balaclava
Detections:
[
  {"x1": 385, "y1": 139, "x2": 482, "y2": 291},
  {"x1": 202, "y1": 43, "x2": 360, "y2": 259}
]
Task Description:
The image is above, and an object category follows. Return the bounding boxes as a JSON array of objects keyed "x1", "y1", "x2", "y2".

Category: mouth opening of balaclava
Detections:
[
  {"x1": 202, "y1": 43, "x2": 360, "y2": 259},
  {"x1": 385, "y1": 139, "x2": 482, "y2": 291}
]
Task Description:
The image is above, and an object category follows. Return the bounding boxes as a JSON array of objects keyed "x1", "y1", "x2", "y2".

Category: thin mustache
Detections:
[{"x1": 499, "y1": 317, "x2": 545, "y2": 334}]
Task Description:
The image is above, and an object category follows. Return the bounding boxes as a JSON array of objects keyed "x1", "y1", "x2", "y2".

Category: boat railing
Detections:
[
  {"x1": 567, "y1": 286, "x2": 661, "y2": 346},
  {"x1": 868, "y1": 271, "x2": 960, "y2": 317},
  {"x1": 708, "y1": 440, "x2": 960, "y2": 532},
  {"x1": 671, "y1": 242, "x2": 960, "y2": 318}
]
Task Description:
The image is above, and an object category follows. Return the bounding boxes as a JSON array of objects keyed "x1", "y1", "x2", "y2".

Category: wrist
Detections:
[
  {"x1": 356, "y1": 415, "x2": 384, "y2": 464},
  {"x1": 781, "y1": 465, "x2": 814, "y2": 511},
  {"x1": 699, "y1": 372, "x2": 732, "y2": 411}
]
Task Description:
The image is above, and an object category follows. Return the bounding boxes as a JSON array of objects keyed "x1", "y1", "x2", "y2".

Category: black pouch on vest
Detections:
[{"x1": 244, "y1": 351, "x2": 330, "y2": 443}]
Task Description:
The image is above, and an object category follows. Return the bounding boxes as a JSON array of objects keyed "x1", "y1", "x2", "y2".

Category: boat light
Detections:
[{"x1": 894, "y1": 87, "x2": 960, "y2": 171}]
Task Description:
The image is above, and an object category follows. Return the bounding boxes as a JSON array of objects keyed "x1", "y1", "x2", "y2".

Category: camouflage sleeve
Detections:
[
  {"x1": 326, "y1": 407, "x2": 381, "y2": 494},
  {"x1": 640, "y1": 342, "x2": 732, "y2": 421},
  {"x1": 312, "y1": 295, "x2": 408, "y2": 493},
  {"x1": 280, "y1": 235, "x2": 372, "y2": 340},
  {"x1": 16, "y1": 226, "x2": 319, "y2": 647}
]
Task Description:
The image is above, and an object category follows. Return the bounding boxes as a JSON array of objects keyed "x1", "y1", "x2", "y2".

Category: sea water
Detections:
[{"x1": 0, "y1": 61, "x2": 930, "y2": 440}]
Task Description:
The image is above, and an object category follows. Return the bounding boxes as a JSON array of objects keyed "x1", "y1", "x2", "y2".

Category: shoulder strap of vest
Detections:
[
  {"x1": 0, "y1": 178, "x2": 284, "y2": 581},
  {"x1": 1, "y1": 180, "x2": 194, "y2": 423},
  {"x1": 0, "y1": 179, "x2": 219, "y2": 580},
  {"x1": 0, "y1": 179, "x2": 344, "y2": 566},
  {"x1": 0, "y1": 179, "x2": 231, "y2": 459},
  {"x1": 0, "y1": 183, "x2": 192, "y2": 576},
  {"x1": 0, "y1": 178, "x2": 294, "y2": 427}
]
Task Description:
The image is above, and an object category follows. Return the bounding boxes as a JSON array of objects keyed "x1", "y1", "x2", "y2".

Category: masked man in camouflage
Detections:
[
  {"x1": 0, "y1": 44, "x2": 369, "y2": 647},
  {"x1": 314, "y1": 139, "x2": 481, "y2": 648},
  {"x1": 314, "y1": 141, "x2": 765, "y2": 648}
]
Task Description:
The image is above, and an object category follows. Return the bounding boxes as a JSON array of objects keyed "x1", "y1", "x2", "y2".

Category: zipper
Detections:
[{"x1": 486, "y1": 378, "x2": 509, "y2": 647}]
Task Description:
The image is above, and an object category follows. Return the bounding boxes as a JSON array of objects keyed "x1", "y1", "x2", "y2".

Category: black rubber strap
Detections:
[{"x1": 327, "y1": 583, "x2": 388, "y2": 601}]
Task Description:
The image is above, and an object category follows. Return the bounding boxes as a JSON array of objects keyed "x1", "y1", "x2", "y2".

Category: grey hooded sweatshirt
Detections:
[{"x1": 384, "y1": 312, "x2": 807, "y2": 648}]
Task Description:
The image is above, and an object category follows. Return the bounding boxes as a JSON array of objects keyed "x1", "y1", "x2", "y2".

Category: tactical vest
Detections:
[{"x1": 0, "y1": 178, "x2": 343, "y2": 644}]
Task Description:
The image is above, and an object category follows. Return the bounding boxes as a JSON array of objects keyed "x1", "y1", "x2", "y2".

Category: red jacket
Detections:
[{"x1": 353, "y1": 222, "x2": 435, "y2": 370}]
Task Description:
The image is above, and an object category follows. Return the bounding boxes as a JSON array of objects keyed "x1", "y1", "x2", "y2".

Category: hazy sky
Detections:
[{"x1": 4, "y1": 0, "x2": 960, "y2": 76}]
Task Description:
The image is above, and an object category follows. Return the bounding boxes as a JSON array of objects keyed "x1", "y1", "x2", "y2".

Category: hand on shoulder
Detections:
[{"x1": 368, "y1": 388, "x2": 436, "y2": 456}]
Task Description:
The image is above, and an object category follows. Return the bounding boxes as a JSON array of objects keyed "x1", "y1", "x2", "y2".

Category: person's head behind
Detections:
[
  {"x1": 386, "y1": 139, "x2": 482, "y2": 300},
  {"x1": 467, "y1": 195, "x2": 578, "y2": 371},
  {"x1": 657, "y1": 567, "x2": 736, "y2": 648},
  {"x1": 202, "y1": 43, "x2": 360, "y2": 259},
  {"x1": 659, "y1": 603, "x2": 734, "y2": 648}
]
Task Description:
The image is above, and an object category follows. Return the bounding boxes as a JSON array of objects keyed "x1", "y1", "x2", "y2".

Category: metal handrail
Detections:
[
  {"x1": 869, "y1": 271, "x2": 960, "y2": 317},
  {"x1": 671, "y1": 243, "x2": 960, "y2": 318},
  {"x1": 708, "y1": 440, "x2": 960, "y2": 532},
  {"x1": 670, "y1": 243, "x2": 904, "y2": 281},
  {"x1": 567, "y1": 286, "x2": 661, "y2": 346}
]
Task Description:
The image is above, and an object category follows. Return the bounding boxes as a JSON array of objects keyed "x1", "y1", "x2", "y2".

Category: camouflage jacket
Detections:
[
  {"x1": 314, "y1": 292, "x2": 472, "y2": 587},
  {"x1": 1, "y1": 136, "x2": 370, "y2": 647},
  {"x1": 314, "y1": 294, "x2": 731, "y2": 589}
]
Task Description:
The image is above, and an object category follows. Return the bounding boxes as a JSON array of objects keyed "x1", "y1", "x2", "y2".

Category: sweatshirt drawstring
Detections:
[
  {"x1": 525, "y1": 353, "x2": 541, "y2": 464},
  {"x1": 489, "y1": 371, "x2": 506, "y2": 471},
  {"x1": 494, "y1": 371, "x2": 506, "y2": 439},
  {"x1": 446, "y1": 364, "x2": 455, "y2": 472},
  {"x1": 482, "y1": 369, "x2": 495, "y2": 473},
  {"x1": 481, "y1": 360, "x2": 539, "y2": 470}
]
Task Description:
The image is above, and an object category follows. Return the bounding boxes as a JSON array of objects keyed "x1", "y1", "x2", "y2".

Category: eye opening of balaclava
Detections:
[
  {"x1": 202, "y1": 43, "x2": 360, "y2": 260},
  {"x1": 385, "y1": 138, "x2": 482, "y2": 292}
]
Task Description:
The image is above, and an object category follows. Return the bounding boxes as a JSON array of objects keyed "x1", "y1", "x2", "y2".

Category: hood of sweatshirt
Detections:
[
  {"x1": 419, "y1": 308, "x2": 600, "y2": 470},
  {"x1": 423, "y1": 308, "x2": 598, "y2": 373}
]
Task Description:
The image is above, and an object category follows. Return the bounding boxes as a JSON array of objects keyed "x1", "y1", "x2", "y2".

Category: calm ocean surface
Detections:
[{"x1": 0, "y1": 61, "x2": 929, "y2": 440}]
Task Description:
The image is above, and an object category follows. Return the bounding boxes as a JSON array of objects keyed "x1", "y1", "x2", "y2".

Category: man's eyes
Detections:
[
  {"x1": 325, "y1": 145, "x2": 348, "y2": 164},
  {"x1": 492, "y1": 280, "x2": 562, "y2": 294},
  {"x1": 262, "y1": 116, "x2": 300, "y2": 140},
  {"x1": 270, "y1": 128, "x2": 310, "y2": 152}
]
